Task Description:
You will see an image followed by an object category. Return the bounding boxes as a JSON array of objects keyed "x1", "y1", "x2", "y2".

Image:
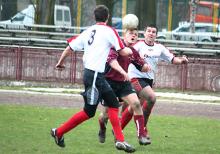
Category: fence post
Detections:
[
  {"x1": 70, "y1": 51, "x2": 77, "y2": 83},
  {"x1": 16, "y1": 47, "x2": 22, "y2": 81},
  {"x1": 181, "y1": 63, "x2": 188, "y2": 91}
]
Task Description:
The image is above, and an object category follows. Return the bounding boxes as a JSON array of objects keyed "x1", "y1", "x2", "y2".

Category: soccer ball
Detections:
[{"x1": 122, "y1": 14, "x2": 139, "y2": 29}]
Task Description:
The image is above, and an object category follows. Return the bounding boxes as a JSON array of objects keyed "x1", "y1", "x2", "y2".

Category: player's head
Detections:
[
  {"x1": 123, "y1": 28, "x2": 138, "y2": 46},
  {"x1": 94, "y1": 5, "x2": 109, "y2": 23},
  {"x1": 144, "y1": 24, "x2": 158, "y2": 43},
  {"x1": 144, "y1": 24, "x2": 158, "y2": 34}
]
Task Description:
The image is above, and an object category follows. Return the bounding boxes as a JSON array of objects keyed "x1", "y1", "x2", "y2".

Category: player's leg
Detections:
[
  {"x1": 120, "y1": 100, "x2": 129, "y2": 114},
  {"x1": 139, "y1": 86, "x2": 156, "y2": 136},
  {"x1": 120, "y1": 102, "x2": 133, "y2": 130},
  {"x1": 139, "y1": 98, "x2": 149, "y2": 135},
  {"x1": 118, "y1": 100, "x2": 129, "y2": 128},
  {"x1": 97, "y1": 79, "x2": 118, "y2": 143},
  {"x1": 102, "y1": 90, "x2": 135, "y2": 152},
  {"x1": 51, "y1": 100, "x2": 97, "y2": 147},
  {"x1": 121, "y1": 93, "x2": 150, "y2": 145},
  {"x1": 114, "y1": 81, "x2": 135, "y2": 131},
  {"x1": 51, "y1": 69, "x2": 99, "y2": 147},
  {"x1": 130, "y1": 78, "x2": 153, "y2": 144},
  {"x1": 101, "y1": 78, "x2": 135, "y2": 152},
  {"x1": 113, "y1": 81, "x2": 149, "y2": 145},
  {"x1": 98, "y1": 99, "x2": 125, "y2": 143},
  {"x1": 51, "y1": 100, "x2": 98, "y2": 147},
  {"x1": 98, "y1": 105, "x2": 109, "y2": 143}
]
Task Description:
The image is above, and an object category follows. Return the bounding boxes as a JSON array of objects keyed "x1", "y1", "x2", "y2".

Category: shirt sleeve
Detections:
[
  {"x1": 129, "y1": 47, "x2": 145, "y2": 71},
  {"x1": 67, "y1": 35, "x2": 78, "y2": 43},
  {"x1": 108, "y1": 28, "x2": 125, "y2": 52},
  {"x1": 107, "y1": 48, "x2": 119, "y2": 64},
  {"x1": 160, "y1": 44, "x2": 174, "y2": 63},
  {"x1": 68, "y1": 31, "x2": 87, "y2": 51}
]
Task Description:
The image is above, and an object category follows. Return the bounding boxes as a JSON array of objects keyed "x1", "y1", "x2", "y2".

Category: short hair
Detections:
[
  {"x1": 124, "y1": 28, "x2": 138, "y2": 32},
  {"x1": 144, "y1": 24, "x2": 158, "y2": 34},
  {"x1": 94, "y1": 5, "x2": 109, "y2": 22}
]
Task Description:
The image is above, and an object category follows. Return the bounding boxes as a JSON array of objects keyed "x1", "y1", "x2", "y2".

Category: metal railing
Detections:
[{"x1": 0, "y1": 23, "x2": 220, "y2": 57}]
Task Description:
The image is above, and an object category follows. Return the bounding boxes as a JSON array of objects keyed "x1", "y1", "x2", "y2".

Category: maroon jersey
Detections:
[{"x1": 105, "y1": 44, "x2": 145, "y2": 81}]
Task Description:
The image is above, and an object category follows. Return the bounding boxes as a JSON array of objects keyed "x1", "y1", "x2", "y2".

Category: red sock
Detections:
[
  {"x1": 108, "y1": 107, "x2": 124, "y2": 142},
  {"x1": 134, "y1": 115, "x2": 146, "y2": 137},
  {"x1": 57, "y1": 110, "x2": 89, "y2": 138},
  {"x1": 121, "y1": 107, "x2": 133, "y2": 130}
]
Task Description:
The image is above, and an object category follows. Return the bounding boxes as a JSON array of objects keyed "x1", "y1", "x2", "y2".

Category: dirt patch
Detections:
[{"x1": 0, "y1": 91, "x2": 219, "y2": 120}]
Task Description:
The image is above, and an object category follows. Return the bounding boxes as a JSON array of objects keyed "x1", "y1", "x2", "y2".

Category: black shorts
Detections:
[
  {"x1": 100, "y1": 79, "x2": 135, "y2": 106},
  {"x1": 130, "y1": 78, "x2": 153, "y2": 93},
  {"x1": 106, "y1": 79, "x2": 136, "y2": 98},
  {"x1": 82, "y1": 69, "x2": 119, "y2": 108}
]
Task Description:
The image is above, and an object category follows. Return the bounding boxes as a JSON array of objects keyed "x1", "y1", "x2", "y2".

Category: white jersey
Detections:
[
  {"x1": 68, "y1": 23, "x2": 124, "y2": 73},
  {"x1": 128, "y1": 40, "x2": 174, "y2": 79}
]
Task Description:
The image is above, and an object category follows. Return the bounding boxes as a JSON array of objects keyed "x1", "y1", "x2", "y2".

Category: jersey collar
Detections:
[
  {"x1": 144, "y1": 40, "x2": 154, "y2": 47},
  {"x1": 96, "y1": 22, "x2": 107, "y2": 25}
]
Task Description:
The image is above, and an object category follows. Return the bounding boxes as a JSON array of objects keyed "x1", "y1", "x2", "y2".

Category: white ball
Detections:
[{"x1": 122, "y1": 14, "x2": 139, "y2": 29}]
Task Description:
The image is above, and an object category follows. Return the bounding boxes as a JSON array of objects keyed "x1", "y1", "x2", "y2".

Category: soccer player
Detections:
[
  {"x1": 126, "y1": 24, "x2": 189, "y2": 143},
  {"x1": 98, "y1": 28, "x2": 151, "y2": 145},
  {"x1": 50, "y1": 5, "x2": 135, "y2": 153}
]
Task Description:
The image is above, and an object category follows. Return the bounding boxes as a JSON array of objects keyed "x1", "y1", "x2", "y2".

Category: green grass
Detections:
[
  {"x1": 0, "y1": 104, "x2": 219, "y2": 154},
  {"x1": 0, "y1": 86, "x2": 25, "y2": 91}
]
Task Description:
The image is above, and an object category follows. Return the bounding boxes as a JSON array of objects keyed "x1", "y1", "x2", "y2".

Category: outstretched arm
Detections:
[{"x1": 55, "y1": 46, "x2": 72, "y2": 70}]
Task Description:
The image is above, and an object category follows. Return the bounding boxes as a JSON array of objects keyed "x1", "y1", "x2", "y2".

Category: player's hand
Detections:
[
  {"x1": 120, "y1": 71, "x2": 130, "y2": 81},
  {"x1": 141, "y1": 64, "x2": 151, "y2": 72},
  {"x1": 55, "y1": 63, "x2": 65, "y2": 71},
  {"x1": 181, "y1": 55, "x2": 188, "y2": 64}
]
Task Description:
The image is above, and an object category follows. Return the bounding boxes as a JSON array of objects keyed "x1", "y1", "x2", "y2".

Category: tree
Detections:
[
  {"x1": 35, "y1": 0, "x2": 55, "y2": 25},
  {"x1": 1, "y1": 0, "x2": 17, "y2": 20},
  {"x1": 135, "y1": 0, "x2": 156, "y2": 30},
  {"x1": 96, "y1": 0, "x2": 117, "y2": 26},
  {"x1": 189, "y1": 0, "x2": 197, "y2": 33}
]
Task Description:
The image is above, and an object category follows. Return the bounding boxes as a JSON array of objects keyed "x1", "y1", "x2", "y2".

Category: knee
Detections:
[
  {"x1": 85, "y1": 109, "x2": 96, "y2": 118},
  {"x1": 100, "y1": 108, "x2": 109, "y2": 119},
  {"x1": 149, "y1": 95, "x2": 156, "y2": 104},
  {"x1": 142, "y1": 95, "x2": 156, "y2": 106},
  {"x1": 84, "y1": 106, "x2": 96, "y2": 118},
  {"x1": 131, "y1": 101, "x2": 142, "y2": 111}
]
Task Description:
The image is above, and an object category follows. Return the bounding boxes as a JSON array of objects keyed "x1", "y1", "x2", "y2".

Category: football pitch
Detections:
[{"x1": 0, "y1": 104, "x2": 219, "y2": 154}]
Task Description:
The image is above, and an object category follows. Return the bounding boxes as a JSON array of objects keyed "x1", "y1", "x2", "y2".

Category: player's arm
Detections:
[
  {"x1": 107, "y1": 49, "x2": 130, "y2": 81},
  {"x1": 118, "y1": 47, "x2": 133, "y2": 56},
  {"x1": 130, "y1": 47, "x2": 151, "y2": 72},
  {"x1": 160, "y1": 44, "x2": 188, "y2": 65},
  {"x1": 56, "y1": 46, "x2": 72, "y2": 69},
  {"x1": 109, "y1": 59, "x2": 130, "y2": 81}
]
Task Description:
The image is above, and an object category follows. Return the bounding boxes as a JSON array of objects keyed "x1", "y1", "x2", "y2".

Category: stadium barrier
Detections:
[{"x1": 0, "y1": 45, "x2": 220, "y2": 92}]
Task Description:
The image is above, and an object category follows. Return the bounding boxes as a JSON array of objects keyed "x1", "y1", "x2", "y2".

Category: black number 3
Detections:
[{"x1": 88, "y1": 30, "x2": 96, "y2": 45}]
